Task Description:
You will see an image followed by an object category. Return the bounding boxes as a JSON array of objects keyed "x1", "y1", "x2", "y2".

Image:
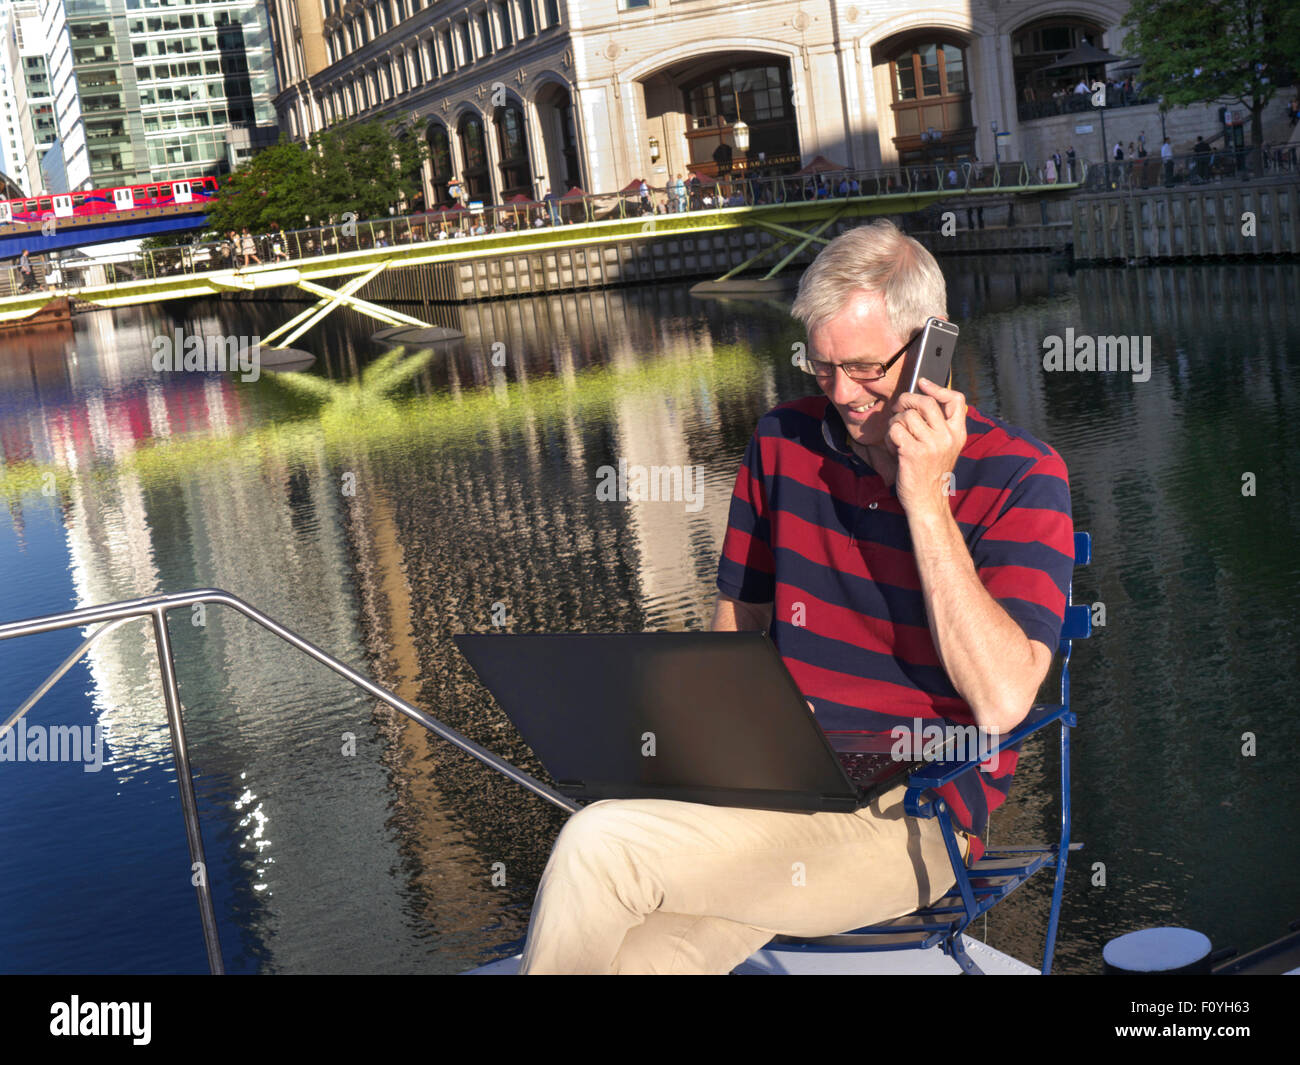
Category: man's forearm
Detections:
[
  {"x1": 710, "y1": 593, "x2": 773, "y2": 633},
  {"x1": 906, "y1": 507, "x2": 1049, "y2": 734}
]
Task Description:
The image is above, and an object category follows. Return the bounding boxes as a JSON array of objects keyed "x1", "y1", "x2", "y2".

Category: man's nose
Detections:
[{"x1": 825, "y1": 367, "x2": 862, "y2": 403}]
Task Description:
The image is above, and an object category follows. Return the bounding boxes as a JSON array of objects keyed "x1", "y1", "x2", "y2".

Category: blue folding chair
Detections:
[{"x1": 767, "y1": 530, "x2": 1092, "y2": 974}]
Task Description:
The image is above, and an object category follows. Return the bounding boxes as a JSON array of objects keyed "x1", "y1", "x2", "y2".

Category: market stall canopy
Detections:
[
  {"x1": 619, "y1": 178, "x2": 648, "y2": 193},
  {"x1": 560, "y1": 186, "x2": 587, "y2": 199},
  {"x1": 793, "y1": 155, "x2": 848, "y2": 176}
]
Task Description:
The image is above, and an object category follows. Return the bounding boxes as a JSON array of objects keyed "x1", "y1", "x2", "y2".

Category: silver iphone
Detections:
[{"x1": 901, "y1": 317, "x2": 959, "y2": 392}]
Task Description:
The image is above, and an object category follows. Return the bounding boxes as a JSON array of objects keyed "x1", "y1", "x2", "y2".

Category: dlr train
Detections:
[{"x1": 0, "y1": 176, "x2": 219, "y2": 226}]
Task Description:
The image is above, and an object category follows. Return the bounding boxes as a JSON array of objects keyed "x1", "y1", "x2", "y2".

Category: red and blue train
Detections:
[{"x1": 0, "y1": 176, "x2": 219, "y2": 226}]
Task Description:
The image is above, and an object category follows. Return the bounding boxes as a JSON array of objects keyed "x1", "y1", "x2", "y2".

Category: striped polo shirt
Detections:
[{"x1": 716, "y1": 396, "x2": 1075, "y2": 859}]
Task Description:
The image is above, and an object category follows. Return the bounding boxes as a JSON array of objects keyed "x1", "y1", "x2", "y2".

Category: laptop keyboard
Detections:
[{"x1": 837, "y1": 751, "x2": 900, "y2": 794}]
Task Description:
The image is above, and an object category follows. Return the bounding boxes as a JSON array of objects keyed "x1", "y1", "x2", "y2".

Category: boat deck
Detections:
[{"x1": 465, "y1": 936, "x2": 1038, "y2": 975}]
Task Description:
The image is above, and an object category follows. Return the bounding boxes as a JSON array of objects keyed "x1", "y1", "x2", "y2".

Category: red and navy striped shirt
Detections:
[{"x1": 716, "y1": 396, "x2": 1074, "y2": 857}]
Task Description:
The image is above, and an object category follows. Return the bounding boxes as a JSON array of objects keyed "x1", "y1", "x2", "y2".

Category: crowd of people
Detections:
[{"x1": 1019, "y1": 74, "x2": 1151, "y2": 121}]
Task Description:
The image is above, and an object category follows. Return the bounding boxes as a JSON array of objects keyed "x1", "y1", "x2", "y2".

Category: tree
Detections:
[
  {"x1": 1122, "y1": 0, "x2": 1300, "y2": 172},
  {"x1": 204, "y1": 137, "x2": 322, "y2": 235},
  {"x1": 308, "y1": 119, "x2": 429, "y2": 223},
  {"x1": 201, "y1": 121, "x2": 429, "y2": 238}
]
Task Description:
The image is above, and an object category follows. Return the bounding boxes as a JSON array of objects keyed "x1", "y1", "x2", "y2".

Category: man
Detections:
[
  {"x1": 17, "y1": 248, "x2": 35, "y2": 292},
  {"x1": 1161, "y1": 136, "x2": 1174, "y2": 185},
  {"x1": 1192, "y1": 135, "x2": 1210, "y2": 181},
  {"x1": 1066, "y1": 145, "x2": 1077, "y2": 182},
  {"x1": 517, "y1": 221, "x2": 1074, "y2": 974}
]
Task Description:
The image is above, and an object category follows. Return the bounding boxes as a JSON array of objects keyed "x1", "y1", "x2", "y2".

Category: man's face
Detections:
[{"x1": 807, "y1": 289, "x2": 912, "y2": 449}]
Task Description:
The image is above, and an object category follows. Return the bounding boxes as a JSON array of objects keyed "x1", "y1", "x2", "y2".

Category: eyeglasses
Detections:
[{"x1": 798, "y1": 331, "x2": 920, "y2": 383}]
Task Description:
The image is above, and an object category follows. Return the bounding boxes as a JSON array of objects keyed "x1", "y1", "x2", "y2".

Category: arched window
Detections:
[
  {"x1": 427, "y1": 122, "x2": 453, "y2": 206},
  {"x1": 886, "y1": 39, "x2": 974, "y2": 164},
  {"x1": 458, "y1": 113, "x2": 490, "y2": 201},
  {"x1": 494, "y1": 104, "x2": 531, "y2": 199},
  {"x1": 681, "y1": 61, "x2": 798, "y2": 175}
]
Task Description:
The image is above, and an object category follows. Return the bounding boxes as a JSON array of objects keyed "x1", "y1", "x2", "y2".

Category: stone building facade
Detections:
[{"x1": 268, "y1": 1, "x2": 1262, "y2": 210}]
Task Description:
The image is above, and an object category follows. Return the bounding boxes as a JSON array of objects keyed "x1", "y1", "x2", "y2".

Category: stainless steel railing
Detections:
[{"x1": 0, "y1": 588, "x2": 579, "y2": 975}]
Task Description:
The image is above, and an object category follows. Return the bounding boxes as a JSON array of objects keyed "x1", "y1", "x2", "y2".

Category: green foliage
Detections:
[
  {"x1": 203, "y1": 121, "x2": 430, "y2": 237},
  {"x1": 308, "y1": 120, "x2": 428, "y2": 222},
  {"x1": 1122, "y1": 0, "x2": 1300, "y2": 120}
]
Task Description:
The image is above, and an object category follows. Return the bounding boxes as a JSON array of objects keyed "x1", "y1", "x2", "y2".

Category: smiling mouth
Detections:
[{"x1": 848, "y1": 398, "x2": 884, "y2": 414}]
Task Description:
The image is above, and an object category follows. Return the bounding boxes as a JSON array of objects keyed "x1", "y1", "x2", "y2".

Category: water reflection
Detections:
[{"x1": 1, "y1": 260, "x2": 1298, "y2": 974}]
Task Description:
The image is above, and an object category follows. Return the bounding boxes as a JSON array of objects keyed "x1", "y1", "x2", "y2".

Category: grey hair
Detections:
[{"x1": 790, "y1": 219, "x2": 947, "y2": 340}]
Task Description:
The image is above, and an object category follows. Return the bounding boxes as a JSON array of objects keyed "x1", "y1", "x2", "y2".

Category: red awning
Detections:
[
  {"x1": 504, "y1": 193, "x2": 535, "y2": 204},
  {"x1": 560, "y1": 186, "x2": 587, "y2": 200},
  {"x1": 619, "y1": 178, "x2": 647, "y2": 193}
]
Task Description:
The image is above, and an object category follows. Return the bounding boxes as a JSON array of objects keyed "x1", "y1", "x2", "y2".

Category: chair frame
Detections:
[{"x1": 768, "y1": 530, "x2": 1092, "y2": 974}]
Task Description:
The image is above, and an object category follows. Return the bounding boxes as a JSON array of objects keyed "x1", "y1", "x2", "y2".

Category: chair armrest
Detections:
[{"x1": 902, "y1": 702, "x2": 1073, "y2": 796}]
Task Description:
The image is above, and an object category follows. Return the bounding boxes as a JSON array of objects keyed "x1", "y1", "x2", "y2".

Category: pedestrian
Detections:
[
  {"x1": 17, "y1": 247, "x2": 36, "y2": 292},
  {"x1": 1192, "y1": 134, "x2": 1210, "y2": 181},
  {"x1": 1045, "y1": 155, "x2": 1057, "y2": 184},
  {"x1": 1066, "y1": 145, "x2": 1077, "y2": 182},
  {"x1": 639, "y1": 179, "x2": 650, "y2": 215},
  {"x1": 239, "y1": 227, "x2": 261, "y2": 267},
  {"x1": 672, "y1": 173, "x2": 687, "y2": 214},
  {"x1": 1161, "y1": 136, "x2": 1174, "y2": 185},
  {"x1": 545, "y1": 187, "x2": 561, "y2": 226}
]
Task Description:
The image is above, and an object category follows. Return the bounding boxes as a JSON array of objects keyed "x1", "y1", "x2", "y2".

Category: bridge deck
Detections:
[{"x1": 0, "y1": 184, "x2": 1072, "y2": 328}]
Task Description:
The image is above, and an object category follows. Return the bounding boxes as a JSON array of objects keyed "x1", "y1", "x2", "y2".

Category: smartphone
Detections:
[{"x1": 900, "y1": 317, "x2": 959, "y2": 392}]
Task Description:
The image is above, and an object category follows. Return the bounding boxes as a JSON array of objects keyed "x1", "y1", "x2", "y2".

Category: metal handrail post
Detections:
[{"x1": 150, "y1": 606, "x2": 224, "y2": 975}]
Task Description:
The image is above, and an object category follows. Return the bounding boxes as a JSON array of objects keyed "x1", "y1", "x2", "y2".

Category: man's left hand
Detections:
[{"x1": 885, "y1": 378, "x2": 967, "y2": 517}]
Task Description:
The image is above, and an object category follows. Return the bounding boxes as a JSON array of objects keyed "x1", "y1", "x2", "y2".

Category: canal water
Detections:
[{"x1": 1, "y1": 257, "x2": 1297, "y2": 974}]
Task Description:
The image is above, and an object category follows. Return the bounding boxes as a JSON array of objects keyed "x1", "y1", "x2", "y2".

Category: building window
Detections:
[
  {"x1": 478, "y1": 11, "x2": 493, "y2": 55},
  {"x1": 682, "y1": 62, "x2": 799, "y2": 174},
  {"x1": 886, "y1": 39, "x2": 974, "y2": 164},
  {"x1": 458, "y1": 113, "x2": 490, "y2": 201},
  {"x1": 519, "y1": 1, "x2": 535, "y2": 36},
  {"x1": 494, "y1": 104, "x2": 531, "y2": 198},
  {"x1": 457, "y1": 21, "x2": 472, "y2": 63},
  {"x1": 497, "y1": 2, "x2": 513, "y2": 47},
  {"x1": 543, "y1": 0, "x2": 559, "y2": 27},
  {"x1": 624, "y1": 0, "x2": 650, "y2": 7},
  {"x1": 427, "y1": 122, "x2": 453, "y2": 206}
]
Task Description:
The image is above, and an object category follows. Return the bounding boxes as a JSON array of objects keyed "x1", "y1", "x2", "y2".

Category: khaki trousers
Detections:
[{"x1": 519, "y1": 781, "x2": 971, "y2": 974}]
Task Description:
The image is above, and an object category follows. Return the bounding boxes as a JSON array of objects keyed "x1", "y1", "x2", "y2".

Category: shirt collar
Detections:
[{"x1": 820, "y1": 401, "x2": 856, "y2": 458}]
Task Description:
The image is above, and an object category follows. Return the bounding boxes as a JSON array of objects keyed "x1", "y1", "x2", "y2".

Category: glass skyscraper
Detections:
[{"x1": 61, "y1": 0, "x2": 278, "y2": 187}]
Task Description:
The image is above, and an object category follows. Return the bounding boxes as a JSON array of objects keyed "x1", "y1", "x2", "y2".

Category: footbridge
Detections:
[{"x1": 0, "y1": 162, "x2": 1079, "y2": 343}]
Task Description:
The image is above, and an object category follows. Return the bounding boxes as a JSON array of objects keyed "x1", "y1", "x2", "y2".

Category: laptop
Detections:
[{"x1": 453, "y1": 631, "x2": 950, "y2": 814}]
